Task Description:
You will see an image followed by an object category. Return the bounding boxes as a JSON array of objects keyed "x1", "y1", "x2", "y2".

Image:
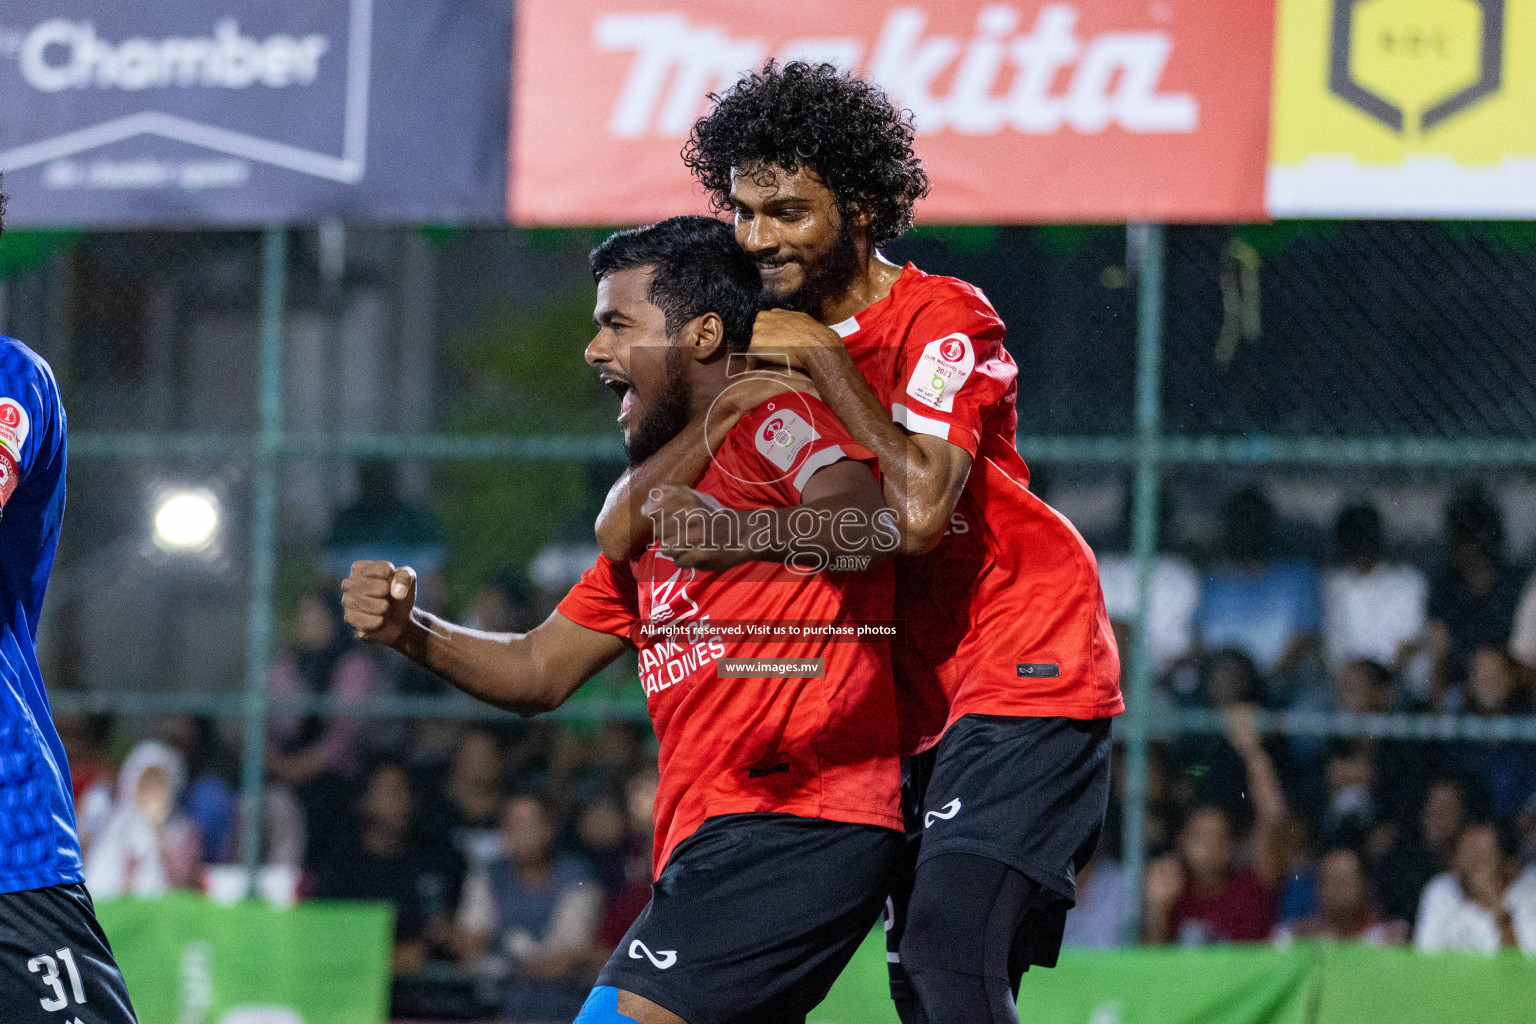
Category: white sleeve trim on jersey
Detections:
[
  {"x1": 891, "y1": 402, "x2": 953, "y2": 442},
  {"x1": 792, "y1": 444, "x2": 853, "y2": 494}
]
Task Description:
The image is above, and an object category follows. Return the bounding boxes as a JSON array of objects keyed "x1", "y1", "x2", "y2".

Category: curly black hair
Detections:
[
  {"x1": 684, "y1": 61, "x2": 930, "y2": 249},
  {"x1": 0, "y1": 173, "x2": 7, "y2": 238}
]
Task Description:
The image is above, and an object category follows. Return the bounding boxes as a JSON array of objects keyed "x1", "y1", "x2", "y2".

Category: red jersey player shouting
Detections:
[
  {"x1": 343, "y1": 217, "x2": 905, "y2": 1024},
  {"x1": 595, "y1": 63, "x2": 1123, "y2": 1024}
]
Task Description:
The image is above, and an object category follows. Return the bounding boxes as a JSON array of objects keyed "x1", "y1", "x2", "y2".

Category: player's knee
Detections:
[
  {"x1": 901, "y1": 880, "x2": 952, "y2": 942},
  {"x1": 899, "y1": 876, "x2": 978, "y2": 974}
]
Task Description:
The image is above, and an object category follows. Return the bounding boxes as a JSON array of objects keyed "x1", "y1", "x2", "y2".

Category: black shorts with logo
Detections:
[
  {"x1": 886, "y1": 714, "x2": 1113, "y2": 978},
  {"x1": 598, "y1": 812, "x2": 903, "y2": 1024},
  {"x1": 0, "y1": 883, "x2": 138, "y2": 1024}
]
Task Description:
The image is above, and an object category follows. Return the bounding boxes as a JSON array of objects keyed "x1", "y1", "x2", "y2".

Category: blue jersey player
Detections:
[{"x1": 0, "y1": 184, "x2": 138, "y2": 1024}]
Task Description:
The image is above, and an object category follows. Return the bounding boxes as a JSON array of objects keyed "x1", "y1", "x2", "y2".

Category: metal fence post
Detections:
[
  {"x1": 238, "y1": 227, "x2": 287, "y2": 894},
  {"x1": 1121, "y1": 222, "x2": 1164, "y2": 943}
]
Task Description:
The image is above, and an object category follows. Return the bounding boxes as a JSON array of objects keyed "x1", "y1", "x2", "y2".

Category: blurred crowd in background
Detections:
[
  {"x1": 1091, "y1": 478, "x2": 1536, "y2": 958},
  {"x1": 49, "y1": 475, "x2": 1536, "y2": 1019}
]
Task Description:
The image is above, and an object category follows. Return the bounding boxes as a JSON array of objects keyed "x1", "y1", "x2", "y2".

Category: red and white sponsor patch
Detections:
[
  {"x1": 0, "y1": 398, "x2": 30, "y2": 462},
  {"x1": 905, "y1": 333, "x2": 975, "y2": 413},
  {"x1": 0, "y1": 448, "x2": 17, "y2": 507},
  {"x1": 754, "y1": 408, "x2": 817, "y2": 472}
]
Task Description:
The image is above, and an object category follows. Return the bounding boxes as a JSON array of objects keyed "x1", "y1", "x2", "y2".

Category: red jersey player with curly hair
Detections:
[{"x1": 595, "y1": 62, "x2": 1122, "y2": 1024}]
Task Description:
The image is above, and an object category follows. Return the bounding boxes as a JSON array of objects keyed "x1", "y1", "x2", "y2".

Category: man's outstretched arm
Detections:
[
  {"x1": 341, "y1": 561, "x2": 628, "y2": 715},
  {"x1": 753, "y1": 310, "x2": 972, "y2": 556}
]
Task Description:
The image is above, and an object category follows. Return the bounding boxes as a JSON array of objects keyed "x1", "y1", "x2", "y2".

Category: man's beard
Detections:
[
  {"x1": 759, "y1": 220, "x2": 861, "y2": 318},
  {"x1": 625, "y1": 349, "x2": 692, "y2": 467}
]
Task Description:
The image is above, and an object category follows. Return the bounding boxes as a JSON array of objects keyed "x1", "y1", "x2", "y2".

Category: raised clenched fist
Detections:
[{"x1": 340, "y1": 560, "x2": 417, "y2": 647}]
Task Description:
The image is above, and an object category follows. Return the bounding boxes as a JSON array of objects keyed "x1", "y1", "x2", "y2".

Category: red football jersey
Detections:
[
  {"x1": 558, "y1": 395, "x2": 902, "y2": 877},
  {"x1": 829, "y1": 263, "x2": 1123, "y2": 753}
]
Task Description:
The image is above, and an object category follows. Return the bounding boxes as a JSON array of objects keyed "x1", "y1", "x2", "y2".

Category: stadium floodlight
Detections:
[{"x1": 153, "y1": 488, "x2": 220, "y2": 551}]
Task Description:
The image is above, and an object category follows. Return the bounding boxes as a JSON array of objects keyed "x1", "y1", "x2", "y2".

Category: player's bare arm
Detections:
[
  {"x1": 593, "y1": 370, "x2": 822, "y2": 561},
  {"x1": 641, "y1": 456, "x2": 898, "y2": 572},
  {"x1": 1226, "y1": 704, "x2": 1289, "y2": 888},
  {"x1": 341, "y1": 560, "x2": 627, "y2": 715},
  {"x1": 751, "y1": 309, "x2": 972, "y2": 556}
]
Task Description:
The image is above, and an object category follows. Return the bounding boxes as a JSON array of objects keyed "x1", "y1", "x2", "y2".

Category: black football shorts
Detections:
[
  {"x1": 886, "y1": 713, "x2": 1113, "y2": 981},
  {"x1": 0, "y1": 883, "x2": 138, "y2": 1024},
  {"x1": 598, "y1": 811, "x2": 902, "y2": 1024}
]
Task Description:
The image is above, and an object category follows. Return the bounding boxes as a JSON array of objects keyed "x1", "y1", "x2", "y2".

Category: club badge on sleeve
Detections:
[
  {"x1": 754, "y1": 409, "x2": 818, "y2": 472},
  {"x1": 0, "y1": 449, "x2": 16, "y2": 507},
  {"x1": 0, "y1": 399, "x2": 29, "y2": 506},
  {"x1": 905, "y1": 334, "x2": 975, "y2": 413},
  {"x1": 0, "y1": 398, "x2": 29, "y2": 460}
]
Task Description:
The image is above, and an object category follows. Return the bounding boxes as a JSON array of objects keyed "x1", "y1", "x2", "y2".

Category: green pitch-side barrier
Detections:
[
  {"x1": 812, "y1": 930, "x2": 1536, "y2": 1024},
  {"x1": 97, "y1": 894, "x2": 392, "y2": 1024},
  {"x1": 95, "y1": 899, "x2": 1536, "y2": 1024}
]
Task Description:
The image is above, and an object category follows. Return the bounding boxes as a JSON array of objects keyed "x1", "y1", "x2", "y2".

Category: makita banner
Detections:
[
  {"x1": 0, "y1": 1, "x2": 510, "y2": 227},
  {"x1": 511, "y1": 1, "x2": 1276, "y2": 224}
]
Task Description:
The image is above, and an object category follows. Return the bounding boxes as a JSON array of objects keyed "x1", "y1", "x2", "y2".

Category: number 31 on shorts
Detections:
[{"x1": 29, "y1": 947, "x2": 87, "y2": 1013}]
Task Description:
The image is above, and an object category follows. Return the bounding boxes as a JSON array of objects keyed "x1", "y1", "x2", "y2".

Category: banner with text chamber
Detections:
[{"x1": 0, "y1": 0, "x2": 510, "y2": 226}]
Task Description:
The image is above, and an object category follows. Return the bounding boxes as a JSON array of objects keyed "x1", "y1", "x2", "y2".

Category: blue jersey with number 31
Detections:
[{"x1": 0, "y1": 335, "x2": 80, "y2": 894}]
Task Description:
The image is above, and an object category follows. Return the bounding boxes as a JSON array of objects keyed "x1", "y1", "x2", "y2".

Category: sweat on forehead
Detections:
[{"x1": 733, "y1": 162, "x2": 826, "y2": 194}]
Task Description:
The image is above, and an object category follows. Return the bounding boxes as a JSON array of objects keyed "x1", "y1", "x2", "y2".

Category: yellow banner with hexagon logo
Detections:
[{"x1": 1269, "y1": 0, "x2": 1536, "y2": 216}]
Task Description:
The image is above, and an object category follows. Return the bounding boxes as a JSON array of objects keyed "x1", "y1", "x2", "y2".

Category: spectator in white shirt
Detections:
[
  {"x1": 1097, "y1": 552, "x2": 1200, "y2": 678},
  {"x1": 1098, "y1": 492, "x2": 1200, "y2": 679},
  {"x1": 83, "y1": 741, "x2": 204, "y2": 898},
  {"x1": 1511, "y1": 570, "x2": 1536, "y2": 674},
  {"x1": 1322, "y1": 503, "x2": 1426, "y2": 676},
  {"x1": 1415, "y1": 822, "x2": 1536, "y2": 955}
]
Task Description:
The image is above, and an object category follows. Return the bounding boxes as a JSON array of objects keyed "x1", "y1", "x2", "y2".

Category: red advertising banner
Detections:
[{"x1": 511, "y1": 1, "x2": 1275, "y2": 225}]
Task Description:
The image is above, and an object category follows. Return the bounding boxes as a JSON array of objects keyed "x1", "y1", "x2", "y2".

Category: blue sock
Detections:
[{"x1": 574, "y1": 985, "x2": 645, "y2": 1024}]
